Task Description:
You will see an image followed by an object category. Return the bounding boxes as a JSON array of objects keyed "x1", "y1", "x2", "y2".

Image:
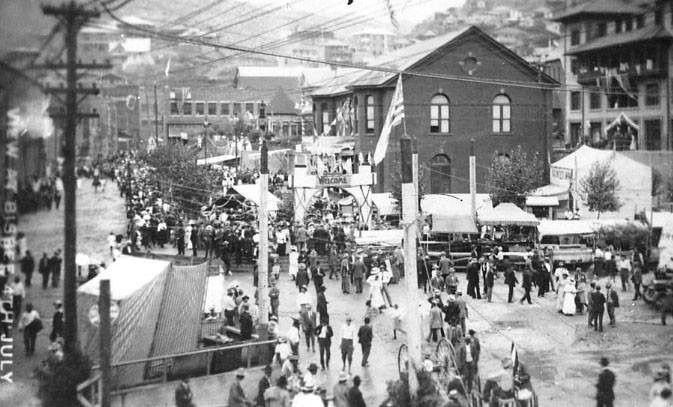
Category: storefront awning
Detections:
[
  {"x1": 525, "y1": 196, "x2": 559, "y2": 207},
  {"x1": 478, "y1": 203, "x2": 539, "y2": 226}
]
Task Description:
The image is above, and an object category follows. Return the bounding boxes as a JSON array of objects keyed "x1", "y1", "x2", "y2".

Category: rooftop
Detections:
[
  {"x1": 551, "y1": 0, "x2": 643, "y2": 22},
  {"x1": 567, "y1": 25, "x2": 673, "y2": 55}
]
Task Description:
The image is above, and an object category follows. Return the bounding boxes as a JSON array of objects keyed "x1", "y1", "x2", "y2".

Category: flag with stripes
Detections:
[{"x1": 373, "y1": 74, "x2": 404, "y2": 165}]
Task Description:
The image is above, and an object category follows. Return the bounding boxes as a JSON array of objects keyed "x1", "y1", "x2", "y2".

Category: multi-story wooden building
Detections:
[
  {"x1": 553, "y1": 0, "x2": 673, "y2": 151},
  {"x1": 310, "y1": 26, "x2": 557, "y2": 194}
]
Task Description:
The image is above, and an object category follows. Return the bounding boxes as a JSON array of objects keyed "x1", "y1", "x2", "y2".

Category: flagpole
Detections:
[{"x1": 400, "y1": 74, "x2": 408, "y2": 137}]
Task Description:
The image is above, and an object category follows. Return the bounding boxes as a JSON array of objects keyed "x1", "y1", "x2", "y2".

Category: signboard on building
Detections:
[{"x1": 318, "y1": 173, "x2": 351, "y2": 187}]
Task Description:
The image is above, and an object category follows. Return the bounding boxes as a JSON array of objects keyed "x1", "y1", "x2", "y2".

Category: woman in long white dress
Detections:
[
  {"x1": 562, "y1": 278, "x2": 578, "y2": 315},
  {"x1": 367, "y1": 268, "x2": 385, "y2": 310},
  {"x1": 288, "y1": 246, "x2": 299, "y2": 280},
  {"x1": 556, "y1": 273, "x2": 568, "y2": 312}
]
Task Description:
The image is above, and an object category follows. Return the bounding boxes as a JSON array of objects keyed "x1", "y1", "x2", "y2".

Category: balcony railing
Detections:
[{"x1": 576, "y1": 64, "x2": 666, "y2": 85}]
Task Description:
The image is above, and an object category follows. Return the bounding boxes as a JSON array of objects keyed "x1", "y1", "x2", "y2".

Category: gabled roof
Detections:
[
  {"x1": 567, "y1": 25, "x2": 673, "y2": 55},
  {"x1": 310, "y1": 26, "x2": 557, "y2": 96},
  {"x1": 551, "y1": 0, "x2": 642, "y2": 22}
]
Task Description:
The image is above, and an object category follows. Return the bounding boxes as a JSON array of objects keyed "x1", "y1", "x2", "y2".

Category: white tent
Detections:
[
  {"x1": 550, "y1": 145, "x2": 651, "y2": 220},
  {"x1": 229, "y1": 184, "x2": 280, "y2": 211},
  {"x1": 537, "y1": 219, "x2": 595, "y2": 237},
  {"x1": 420, "y1": 194, "x2": 490, "y2": 234},
  {"x1": 478, "y1": 203, "x2": 539, "y2": 226}
]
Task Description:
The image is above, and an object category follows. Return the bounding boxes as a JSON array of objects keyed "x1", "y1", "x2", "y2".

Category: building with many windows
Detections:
[
  {"x1": 553, "y1": 0, "x2": 673, "y2": 151},
  {"x1": 309, "y1": 26, "x2": 557, "y2": 194}
]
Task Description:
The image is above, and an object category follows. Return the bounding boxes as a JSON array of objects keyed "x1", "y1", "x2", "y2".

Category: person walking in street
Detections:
[
  {"x1": 632, "y1": 264, "x2": 642, "y2": 301},
  {"x1": 606, "y1": 282, "x2": 619, "y2": 327},
  {"x1": 49, "y1": 250, "x2": 62, "y2": 288},
  {"x1": 228, "y1": 368, "x2": 253, "y2": 406},
  {"x1": 596, "y1": 357, "x2": 616, "y2": 407},
  {"x1": 50, "y1": 300, "x2": 64, "y2": 342},
  {"x1": 519, "y1": 267, "x2": 533, "y2": 305},
  {"x1": 347, "y1": 375, "x2": 367, "y2": 407},
  {"x1": 340, "y1": 253, "x2": 351, "y2": 294},
  {"x1": 295, "y1": 264, "x2": 310, "y2": 291},
  {"x1": 300, "y1": 304, "x2": 317, "y2": 353},
  {"x1": 587, "y1": 281, "x2": 596, "y2": 328},
  {"x1": 466, "y1": 258, "x2": 481, "y2": 299},
  {"x1": 20, "y1": 250, "x2": 34, "y2": 287},
  {"x1": 617, "y1": 255, "x2": 631, "y2": 292},
  {"x1": 353, "y1": 256, "x2": 366, "y2": 294},
  {"x1": 504, "y1": 264, "x2": 518, "y2": 303},
  {"x1": 39, "y1": 252, "x2": 50, "y2": 290},
  {"x1": 340, "y1": 315, "x2": 356, "y2": 374},
  {"x1": 11, "y1": 276, "x2": 25, "y2": 324},
  {"x1": 591, "y1": 285, "x2": 607, "y2": 332},
  {"x1": 316, "y1": 285, "x2": 329, "y2": 324},
  {"x1": 429, "y1": 299, "x2": 444, "y2": 342},
  {"x1": 456, "y1": 291, "x2": 468, "y2": 335},
  {"x1": 332, "y1": 372, "x2": 350, "y2": 407},
  {"x1": 485, "y1": 264, "x2": 495, "y2": 302},
  {"x1": 18, "y1": 302, "x2": 42, "y2": 356},
  {"x1": 357, "y1": 317, "x2": 373, "y2": 367},
  {"x1": 445, "y1": 268, "x2": 459, "y2": 295},
  {"x1": 468, "y1": 329, "x2": 481, "y2": 374},
  {"x1": 269, "y1": 280, "x2": 280, "y2": 317},
  {"x1": 175, "y1": 377, "x2": 194, "y2": 407},
  {"x1": 288, "y1": 247, "x2": 299, "y2": 281},
  {"x1": 316, "y1": 320, "x2": 333, "y2": 370}
]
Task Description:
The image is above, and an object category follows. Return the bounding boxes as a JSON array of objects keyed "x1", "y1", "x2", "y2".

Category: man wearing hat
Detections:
[
  {"x1": 316, "y1": 319, "x2": 333, "y2": 370},
  {"x1": 227, "y1": 368, "x2": 253, "y2": 406},
  {"x1": 291, "y1": 380, "x2": 322, "y2": 406},
  {"x1": 222, "y1": 289, "x2": 237, "y2": 327},
  {"x1": 332, "y1": 372, "x2": 350, "y2": 407},
  {"x1": 296, "y1": 263, "x2": 310, "y2": 291},
  {"x1": 340, "y1": 253, "x2": 351, "y2": 294},
  {"x1": 430, "y1": 264, "x2": 444, "y2": 293},
  {"x1": 353, "y1": 256, "x2": 366, "y2": 294}
]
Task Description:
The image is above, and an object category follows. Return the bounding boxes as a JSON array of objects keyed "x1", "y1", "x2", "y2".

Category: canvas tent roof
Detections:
[
  {"x1": 355, "y1": 229, "x2": 403, "y2": 247},
  {"x1": 78, "y1": 255, "x2": 170, "y2": 300},
  {"x1": 537, "y1": 220, "x2": 595, "y2": 236},
  {"x1": 478, "y1": 203, "x2": 539, "y2": 226},
  {"x1": 526, "y1": 196, "x2": 559, "y2": 207},
  {"x1": 229, "y1": 184, "x2": 280, "y2": 211},
  {"x1": 372, "y1": 193, "x2": 398, "y2": 216}
]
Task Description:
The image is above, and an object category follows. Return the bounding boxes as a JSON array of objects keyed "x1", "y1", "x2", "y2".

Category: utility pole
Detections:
[
  {"x1": 43, "y1": 1, "x2": 110, "y2": 356},
  {"x1": 400, "y1": 134, "x2": 420, "y2": 396},
  {"x1": 99, "y1": 279, "x2": 112, "y2": 407},
  {"x1": 204, "y1": 117, "x2": 210, "y2": 163},
  {"x1": 153, "y1": 83, "x2": 159, "y2": 144},
  {"x1": 257, "y1": 141, "x2": 270, "y2": 362}
]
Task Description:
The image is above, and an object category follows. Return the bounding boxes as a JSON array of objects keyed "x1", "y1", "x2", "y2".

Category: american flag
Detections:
[{"x1": 373, "y1": 74, "x2": 405, "y2": 165}]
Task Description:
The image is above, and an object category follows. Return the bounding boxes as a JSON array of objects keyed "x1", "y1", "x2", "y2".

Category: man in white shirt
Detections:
[
  {"x1": 107, "y1": 232, "x2": 116, "y2": 256},
  {"x1": 339, "y1": 315, "x2": 357, "y2": 374}
]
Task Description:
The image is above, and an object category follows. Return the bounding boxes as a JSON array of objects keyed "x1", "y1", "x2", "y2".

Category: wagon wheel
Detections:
[
  {"x1": 397, "y1": 344, "x2": 409, "y2": 379},
  {"x1": 435, "y1": 338, "x2": 458, "y2": 375}
]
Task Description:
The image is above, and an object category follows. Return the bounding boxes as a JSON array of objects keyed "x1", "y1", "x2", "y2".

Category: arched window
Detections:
[
  {"x1": 430, "y1": 94, "x2": 450, "y2": 133},
  {"x1": 321, "y1": 102, "x2": 330, "y2": 134},
  {"x1": 430, "y1": 154, "x2": 451, "y2": 193},
  {"x1": 365, "y1": 95, "x2": 375, "y2": 133},
  {"x1": 492, "y1": 94, "x2": 511, "y2": 133}
]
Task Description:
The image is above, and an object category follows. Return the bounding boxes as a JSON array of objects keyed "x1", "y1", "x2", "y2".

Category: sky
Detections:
[{"x1": 248, "y1": 0, "x2": 466, "y2": 26}]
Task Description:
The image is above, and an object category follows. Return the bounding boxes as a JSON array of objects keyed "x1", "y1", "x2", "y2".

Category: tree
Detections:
[
  {"x1": 486, "y1": 145, "x2": 544, "y2": 208},
  {"x1": 580, "y1": 161, "x2": 621, "y2": 218}
]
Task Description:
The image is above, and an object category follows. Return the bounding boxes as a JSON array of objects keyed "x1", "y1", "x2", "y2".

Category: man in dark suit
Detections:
[
  {"x1": 504, "y1": 264, "x2": 518, "y2": 303},
  {"x1": 466, "y1": 258, "x2": 481, "y2": 299},
  {"x1": 353, "y1": 257, "x2": 366, "y2": 294},
  {"x1": 591, "y1": 286, "x2": 607, "y2": 332},
  {"x1": 316, "y1": 320, "x2": 333, "y2": 370},
  {"x1": 519, "y1": 268, "x2": 532, "y2": 304},
  {"x1": 596, "y1": 357, "x2": 616, "y2": 407},
  {"x1": 357, "y1": 317, "x2": 373, "y2": 367},
  {"x1": 39, "y1": 253, "x2": 50, "y2": 290}
]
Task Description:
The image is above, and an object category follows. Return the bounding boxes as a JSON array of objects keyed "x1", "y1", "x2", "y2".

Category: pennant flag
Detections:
[
  {"x1": 511, "y1": 342, "x2": 519, "y2": 375},
  {"x1": 373, "y1": 74, "x2": 404, "y2": 165},
  {"x1": 383, "y1": 0, "x2": 400, "y2": 31},
  {"x1": 165, "y1": 57, "x2": 171, "y2": 77}
]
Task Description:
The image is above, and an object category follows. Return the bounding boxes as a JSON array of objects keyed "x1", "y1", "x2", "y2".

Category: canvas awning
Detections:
[
  {"x1": 78, "y1": 255, "x2": 170, "y2": 300},
  {"x1": 371, "y1": 193, "x2": 398, "y2": 216},
  {"x1": 530, "y1": 184, "x2": 569, "y2": 200},
  {"x1": 355, "y1": 229, "x2": 403, "y2": 246},
  {"x1": 432, "y1": 214, "x2": 478, "y2": 234},
  {"x1": 478, "y1": 203, "x2": 539, "y2": 226},
  {"x1": 525, "y1": 196, "x2": 559, "y2": 207},
  {"x1": 229, "y1": 184, "x2": 280, "y2": 211},
  {"x1": 196, "y1": 154, "x2": 237, "y2": 166},
  {"x1": 537, "y1": 220, "x2": 595, "y2": 236},
  {"x1": 338, "y1": 196, "x2": 354, "y2": 206}
]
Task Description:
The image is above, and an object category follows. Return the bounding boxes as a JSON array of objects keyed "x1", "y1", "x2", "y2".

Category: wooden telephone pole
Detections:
[{"x1": 42, "y1": 1, "x2": 110, "y2": 356}]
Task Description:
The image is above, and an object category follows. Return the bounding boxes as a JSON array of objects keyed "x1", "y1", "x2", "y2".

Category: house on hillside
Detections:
[{"x1": 309, "y1": 26, "x2": 558, "y2": 195}]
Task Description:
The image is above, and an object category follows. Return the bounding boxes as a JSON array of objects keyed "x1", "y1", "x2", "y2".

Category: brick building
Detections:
[{"x1": 310, "y1": 26, "x2": 557, "y2": 194}]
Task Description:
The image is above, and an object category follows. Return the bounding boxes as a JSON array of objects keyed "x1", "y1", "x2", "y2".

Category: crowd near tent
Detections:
[
  {"x1": 77, "y1": 256, "x2": 208, "y2": 388},
  {"x1": 548, "y1": 145, "x2": 652, "y2": 220}
]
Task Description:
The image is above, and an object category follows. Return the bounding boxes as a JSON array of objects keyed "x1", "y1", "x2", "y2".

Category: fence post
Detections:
[{"x1": 163, "y1": 358, "x2": 168, "y2": 383}]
